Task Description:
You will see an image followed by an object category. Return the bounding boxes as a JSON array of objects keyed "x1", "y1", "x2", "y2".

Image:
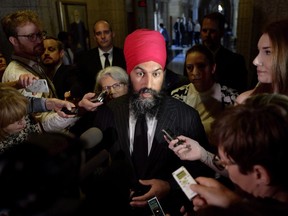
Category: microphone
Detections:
[
  {"x1": 79, "y1": 127, "x2": 110, "y2": 181},
  {"x1": 80, "y1": 127, "x2": 103, "y2": 149}
]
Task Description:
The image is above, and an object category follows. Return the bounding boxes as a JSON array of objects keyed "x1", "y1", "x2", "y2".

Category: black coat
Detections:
[
  {"x1": 75, "y1": 47, "x2": 126, "y2": 93},
  {"x1": 52, "y1": 64, "x2": 85, "y2": 99},
  {"x1": 75, "y1": 94, "x2": 215, "y2": 215},
  {"x1": 213, "y1": 46, "x2": 248, "y2": 93}
]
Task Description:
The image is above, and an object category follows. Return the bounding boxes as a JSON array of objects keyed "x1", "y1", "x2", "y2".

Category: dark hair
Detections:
[
  {"x1": 202, "y1": 12, "x2": 226, "y2": 31},
  {"x1": 44, "y1": 36, "x2": 64, "y2": 51},
  {"x1": 211, "y1": 93, "x2": 288, "y2": 190},
  {"x1": 183, "y1": 44, "x2": 215, "y2": 76}
]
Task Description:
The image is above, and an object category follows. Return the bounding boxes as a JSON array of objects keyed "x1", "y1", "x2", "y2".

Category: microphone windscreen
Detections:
[{"x1": 80, "y1": 127, "x2": 103, "y2": 149}]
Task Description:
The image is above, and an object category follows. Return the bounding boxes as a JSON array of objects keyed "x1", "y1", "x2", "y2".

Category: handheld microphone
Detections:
[
  {"x1": 79, "y1": 127, "x2": 110, "y2": 181},
  {"x1": 80, "y1": 127, "x2": 103, "y2": 149}
]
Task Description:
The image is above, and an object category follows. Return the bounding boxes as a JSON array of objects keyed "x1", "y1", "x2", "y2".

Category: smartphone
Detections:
[
  {"x1": 172, "y1": 166, "x2": 197, "y2": 200},
  {"x1": 26, "y1": 79, "x2": 49, "y2": 93},
  {"x1": 61, "y1": 107, "x2": 78, "y2": 115},
  {"x1": 148, "y1": 196, "x2": 165, "y2": 216},
  {"x1": 162, "y1": 129, "x2": 184, "y2": 147},
  {"x1": 90, "y1": 91, "x2": 108, "y2": 103}
]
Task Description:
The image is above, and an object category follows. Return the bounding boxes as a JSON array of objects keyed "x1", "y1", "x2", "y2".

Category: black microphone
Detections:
[
  {"x1": 79, "y1": 127, "x2": 110, "y2": 181},
  {"x1": 80, "y1": 127, "x2": 103, "y2": 149}
]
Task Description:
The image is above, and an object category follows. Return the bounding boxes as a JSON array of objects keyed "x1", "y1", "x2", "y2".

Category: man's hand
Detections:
[
  {"x1": 17, "y1": 73, "x2": 39, "y2": 88},
  {"x1": 45, "y1": 98, "x2": 76, "y2": 118},
  {"x1": 130, "y1": 179, "x2": 170, "y2": 208},
  {"x1": 4, "y1": 74, "x2": 39, "y2": 89},
  {"x1": 78, "y1": 92, "x2": 103, "y2": 111}
]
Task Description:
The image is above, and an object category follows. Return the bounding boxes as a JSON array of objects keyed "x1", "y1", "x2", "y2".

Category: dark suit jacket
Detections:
[
  {"x1": 214, "y1": 46, "x2": 248, "y2": 93},
  {"x1": 74, "y1": 47, "x2": 126, "y2": 93},
  {"x1": 52, "y1": 64, "x2": 85, "y2": 100},
  {"x1": 75, "y1": 94, "x2": 214, "y2": 215}
]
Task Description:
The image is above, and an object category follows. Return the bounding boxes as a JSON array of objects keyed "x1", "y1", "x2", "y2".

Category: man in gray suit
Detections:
[{"x1": 73, "y1": 29, "x2": 214, "y2": 216}]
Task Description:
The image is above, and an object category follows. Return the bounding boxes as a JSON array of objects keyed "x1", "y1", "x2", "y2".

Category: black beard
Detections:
[{"x1": 130, "y1": 87, "x2": 165, "y2": 119}]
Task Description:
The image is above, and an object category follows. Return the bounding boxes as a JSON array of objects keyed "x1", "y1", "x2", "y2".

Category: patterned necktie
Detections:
[
  {"x1": 103, "y1": 53, "x2": 110, "y2": 68},
  {"x1": 132, "y1": 114, "x2": 148, "y2": 178}
]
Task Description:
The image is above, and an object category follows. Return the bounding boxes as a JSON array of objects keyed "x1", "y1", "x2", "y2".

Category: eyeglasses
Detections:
[
  {"x1": 16, "y1": 31, "x2": 47, "y2": 42},
  {"x1": 212, "y1": 154, "x2": 236, "y2": 171},
  {"x1": 103, "y1": 82, "x2": 125, "y2": 91}
]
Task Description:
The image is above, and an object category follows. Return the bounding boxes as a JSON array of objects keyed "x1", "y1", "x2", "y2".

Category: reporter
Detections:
[
  {"x1": 0, "y1": 84, "x2": 76, "y2": 151},
  {"x1": 189, "y1": 93, "x2": 288, "y2": 213},
  {"x1": 167, "y1": 136, "x2": 227, "y2": 177}
]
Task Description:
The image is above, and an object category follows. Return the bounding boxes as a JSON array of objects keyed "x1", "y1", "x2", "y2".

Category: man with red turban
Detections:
[{"x1": 74, "y1": 29, "x2": 214, "y2": 216}]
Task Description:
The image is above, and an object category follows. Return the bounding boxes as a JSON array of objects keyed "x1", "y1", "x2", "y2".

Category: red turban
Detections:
[{"x1": 124, "y1": 29, "x2": 166, "y2": 74}]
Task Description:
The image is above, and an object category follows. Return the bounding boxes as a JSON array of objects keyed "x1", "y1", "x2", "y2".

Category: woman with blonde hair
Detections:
[{"x1": 0, "y1": 84, "x2": 41, "y2": 151}]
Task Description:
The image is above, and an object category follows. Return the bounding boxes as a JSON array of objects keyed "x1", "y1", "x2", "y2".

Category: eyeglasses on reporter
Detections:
[
  {"x1": 16, "y1": 31, "x2": 47, "y2": 42},
  {"x1": 212, "y1": 154, "x2": 236, "y2": 171},
  {"x1": 102, "y1": 82, "x2": 125, "y2": 91}
]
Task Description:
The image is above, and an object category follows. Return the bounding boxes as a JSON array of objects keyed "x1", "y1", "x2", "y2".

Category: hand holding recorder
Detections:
[{"x1": 62, "y1": 91, "x2": 108, "y2": 114}]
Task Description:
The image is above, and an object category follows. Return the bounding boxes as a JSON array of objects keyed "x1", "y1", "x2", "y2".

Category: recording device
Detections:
[
  {"x1": 161, "y1": 128, "x2": 184, "y2": 147},
  {"x1": 26, "y1": 79, "x2": 49, "y2": 93},
  {"x1": 80, "y1": 127, "x2": 103, "y2": 149},
  {"x1": 61, "y1": 107, "x2": 78, "y2": 115},
  {"x1": 79, "y1": 127, "x2": 110, "y2": 181},
  {"x1": 148, "y1": 196, "x2": 165, "y2": 216},
  {"x1": 90, "y1": 90, "x2": 108, "y2": 103},
  {"x1": 172, "y1": 166, "x2": 197, "y2": 200},
  {"x1": 61, "y1": 91, "x2": 108, "y2": 115}
]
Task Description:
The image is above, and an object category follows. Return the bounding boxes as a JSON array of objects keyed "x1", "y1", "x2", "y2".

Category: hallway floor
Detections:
[{"x1": 166, "y1": 45, "x2": 190, "y2": 75}]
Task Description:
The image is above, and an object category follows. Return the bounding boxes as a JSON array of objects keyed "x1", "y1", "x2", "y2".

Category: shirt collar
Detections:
[
  {"x1": 98, "y1": 47, "x2": 113, "y2": 56},
  {"x1": 11, "y1": 54, "x2": 39, "y2": 68}
]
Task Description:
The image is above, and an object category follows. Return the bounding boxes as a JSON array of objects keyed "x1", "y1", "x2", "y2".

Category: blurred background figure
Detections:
[
  {"x1": 68, "y1": 9, "x2": 89, "y2": 54},
  {"x1": 186, "y1": 17, "x2": 194, "y2": 46},
  {"x1": 159, "y1": 23, "x2": 170, "y2": 49},
  {"x1": 0, "y1": 52, "x2": 7, "y2": 81},
  {"x1": 58, "y1": 31, "x2": 74, "y2": 65},
  {"x1": 200, "y1": 12, "x2": 248, "y2": 93}
]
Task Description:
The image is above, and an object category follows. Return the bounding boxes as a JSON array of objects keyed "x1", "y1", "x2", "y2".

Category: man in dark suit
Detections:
[
  {"x1": 201, "y1": 12, "x2": 248, "y2": 93},
  {"x1": 73, "y1": 29, "x2": 214, "y2": 215},
  {"x1": 41, "y1": 36, "x2": 84, "y2": 100},
  {"x1": 75, "y1": 19, "x2": 126, "y2": 94}
]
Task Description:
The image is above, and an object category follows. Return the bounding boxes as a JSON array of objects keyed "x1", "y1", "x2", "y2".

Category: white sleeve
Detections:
[{"x1": 37, "y1": 112, "x2": 80, "y2": 132}]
